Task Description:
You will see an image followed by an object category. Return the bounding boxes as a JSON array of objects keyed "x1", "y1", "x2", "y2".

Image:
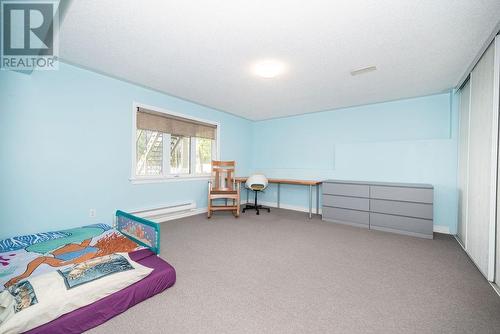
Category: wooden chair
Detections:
[{"x1": 207, "y1": 161, "x2": 240, "y2": 218}]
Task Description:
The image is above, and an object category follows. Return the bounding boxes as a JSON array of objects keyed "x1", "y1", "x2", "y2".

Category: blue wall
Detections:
[
  {"x1": 0, "y1": 63, "x2": 459, "y2": 238},
  {"x1": 0, "y1": 63, "x2": 252, "y2": 238},
  {"x1": 251, "y1": 93, "x2": 458, "y2": 233}
]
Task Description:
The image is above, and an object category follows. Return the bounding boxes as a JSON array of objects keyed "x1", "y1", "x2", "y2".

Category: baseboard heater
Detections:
[{"x1": 129, "y1": 201, "x2": 196, "y2": 223}]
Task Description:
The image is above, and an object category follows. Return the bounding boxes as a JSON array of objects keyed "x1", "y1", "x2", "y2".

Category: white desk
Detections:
[{"x1": 235, "y1": 177, "x2": 322, "y2": 218}]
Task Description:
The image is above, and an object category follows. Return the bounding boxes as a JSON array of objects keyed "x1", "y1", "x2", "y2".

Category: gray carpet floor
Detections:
[{"x1": 88, "y1": 209, "x2": 500, "y2": 334}]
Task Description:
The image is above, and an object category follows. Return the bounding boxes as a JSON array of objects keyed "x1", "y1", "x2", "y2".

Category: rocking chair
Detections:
[{"x1": 207, "y1": 160, "x2": 240, "y2": 218}]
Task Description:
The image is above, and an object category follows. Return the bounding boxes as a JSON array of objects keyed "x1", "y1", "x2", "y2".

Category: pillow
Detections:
[{"x1": 0, "y1": 253, "x2": 152, "y2": 334}]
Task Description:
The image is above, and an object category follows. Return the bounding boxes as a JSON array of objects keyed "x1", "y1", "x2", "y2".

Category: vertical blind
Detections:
[{"x1": 137, "y1": 107, "x2": 217, "y2": 140}]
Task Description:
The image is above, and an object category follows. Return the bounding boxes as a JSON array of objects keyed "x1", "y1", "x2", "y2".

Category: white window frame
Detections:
[{"x1": 130, "y1": 102, "x2": 220, "y2": 184}]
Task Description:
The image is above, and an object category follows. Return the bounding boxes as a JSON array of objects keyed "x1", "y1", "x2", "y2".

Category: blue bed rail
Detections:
[{"x1": 115, "y1": 210, "x2": 160, "y2": 254}]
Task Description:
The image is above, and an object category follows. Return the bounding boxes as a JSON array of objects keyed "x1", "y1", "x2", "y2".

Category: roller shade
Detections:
[{"x1": 137, "y1": 107, "x2": 217, "y2": 140}]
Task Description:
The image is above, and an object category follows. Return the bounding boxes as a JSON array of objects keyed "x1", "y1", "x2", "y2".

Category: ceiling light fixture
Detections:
[
  {"x1": 350, "y1": 66, "x2": 377, "y2": 76},
  {"x1": 252, "y1": 60, "x2": 287, "y2": 78}
]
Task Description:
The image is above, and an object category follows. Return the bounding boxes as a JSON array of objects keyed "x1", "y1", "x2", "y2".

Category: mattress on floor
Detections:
[
  {"x1": 24, "y1": 249, "x2": 176, "y2": 334},
  {"x1": 0, "y1": 223, "x2": 146, "y2": 289}
]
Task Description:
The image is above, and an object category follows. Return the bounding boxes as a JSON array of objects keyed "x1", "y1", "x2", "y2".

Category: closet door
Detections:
[
  {"x1": 467, "y1": 41, "x2": 497, "y2": 280},
  {"x1": 457, "y1": 80, "x2": 470, "y2": 247},
  {"x1": 495, "y1": 36, "x2": 500, "y2": 285}
]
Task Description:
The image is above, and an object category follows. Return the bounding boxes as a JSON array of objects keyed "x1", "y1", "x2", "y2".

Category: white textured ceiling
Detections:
[{"x1": 60, "y1": 0, "x2": 500, "y2": 120}]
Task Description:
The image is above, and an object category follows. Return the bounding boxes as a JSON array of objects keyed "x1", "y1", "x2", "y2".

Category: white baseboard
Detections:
[
  {"x1": 246, "y1": 200, "x2": 451, "y2": 234},
  {"x1": 163, "y1": 201, "x2": 318, "y2": 220},
  {"x1": 489, "y1": 282, "x2": 500, "y2": 297},
  {"x1": 454, "y1": 235, "x2": 466, "y2": 250},
  {"x1": 433, "y1": 225, "x2": 450, "y2": 234},
  {"x1": 253, "y1": 200, "x2": 322, "y2": 214},
  {"x1": 152, "y1": 200, "x2": 309, "y2": 221},
  {"x1": 157, "y1": 202, "x2": 451, "y2": 236}
]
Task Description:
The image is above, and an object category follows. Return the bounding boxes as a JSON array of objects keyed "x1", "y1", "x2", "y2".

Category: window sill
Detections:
[{"x1": 129, "y1": 175, "x2": 211, "y2": 184}]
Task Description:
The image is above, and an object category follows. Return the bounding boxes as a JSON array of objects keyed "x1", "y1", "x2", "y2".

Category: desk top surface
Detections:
[{"x1": 235, "y1": 177, "x2": 321, "y2": 186}]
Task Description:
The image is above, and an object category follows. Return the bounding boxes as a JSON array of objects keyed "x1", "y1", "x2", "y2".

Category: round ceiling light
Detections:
[{"x1": 252, "y1": 60, "x2": 287, "y2": 78}]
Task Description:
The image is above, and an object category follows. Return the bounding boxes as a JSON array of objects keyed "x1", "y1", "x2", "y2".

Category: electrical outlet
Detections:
[{"x1": 89, "y1": 209, "x2": 96, "y2": 218}]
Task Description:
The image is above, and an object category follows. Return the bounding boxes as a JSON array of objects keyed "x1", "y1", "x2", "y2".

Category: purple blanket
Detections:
[{"x1": 25, "y1": 249, "x2": 176, "y2": 334}]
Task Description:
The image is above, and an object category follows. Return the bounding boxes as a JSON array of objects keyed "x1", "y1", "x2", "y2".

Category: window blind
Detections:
[{"x1": 137, "y1": 107, "x2": 217, "y2": 140}]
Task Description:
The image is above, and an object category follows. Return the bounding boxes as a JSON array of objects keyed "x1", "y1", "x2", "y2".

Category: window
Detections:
[
  {"x1": 170, "y1": 135, "x2": 190, "y2": 174},
  {"x1": 195, "y1": 137, "x2": 212, "y2": 174},
  {"x1": 132, "y1": 105, "x2": 218, "y2": 181},
  {"x1": 136, "y1": 130, "x2": 164, "y2": 176}
]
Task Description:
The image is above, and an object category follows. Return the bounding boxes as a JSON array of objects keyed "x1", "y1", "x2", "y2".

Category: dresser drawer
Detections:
[
  {"x1": 322, "y1": 207, "x2": 369, "y2": 226},
  {"x1": 322, "y1": 195, "x2": 369, "y2": 211},
  {"x1": 370, "y1": 213, "x2": 433, "y2": 236},
  {"x1": 322, "y1": 183, "x2": 369, "y2": 198},
  {"x1": 370, "y1": 199, "x2": 433, "y2": 220},
  {"x1": 370, "y1": 186, "x2": 433, "y2": 204}
]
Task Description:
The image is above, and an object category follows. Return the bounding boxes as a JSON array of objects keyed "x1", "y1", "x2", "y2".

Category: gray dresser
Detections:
[{"x1": 322, "y1": 180, "x2": 434, "y2": 239}]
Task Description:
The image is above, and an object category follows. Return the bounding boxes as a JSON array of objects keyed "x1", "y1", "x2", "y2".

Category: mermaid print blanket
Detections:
[{"x1": 0, "y1": 224, "x2": 144, "y2": 290}]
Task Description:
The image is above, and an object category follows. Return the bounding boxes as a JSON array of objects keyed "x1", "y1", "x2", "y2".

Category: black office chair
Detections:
[{"x1": 242, "y1": 174, "x2": 271, "y2": 215}]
